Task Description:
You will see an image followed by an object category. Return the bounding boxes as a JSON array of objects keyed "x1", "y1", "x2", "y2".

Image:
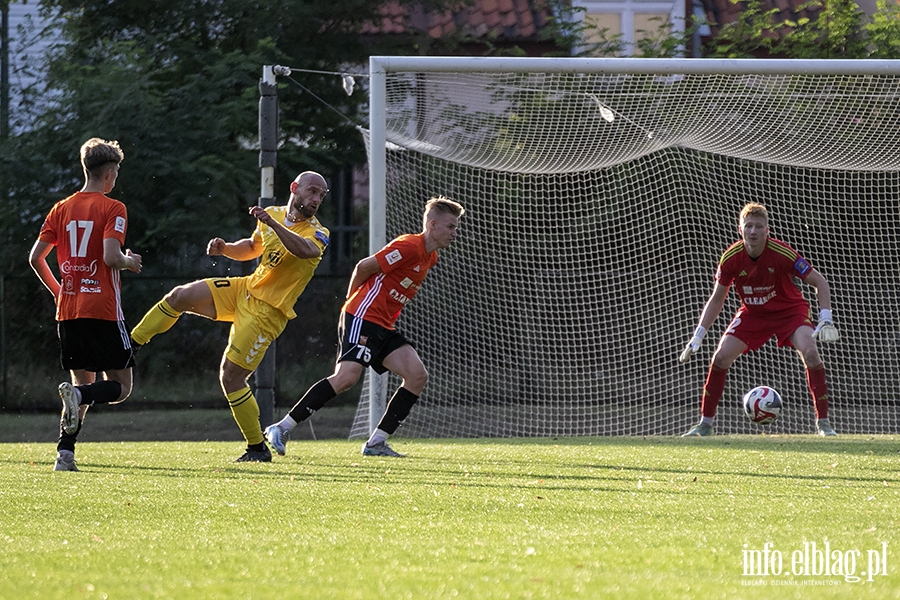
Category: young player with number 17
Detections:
[{"x1": 29, "y1": 138, "x2": 143, "y2": 471}]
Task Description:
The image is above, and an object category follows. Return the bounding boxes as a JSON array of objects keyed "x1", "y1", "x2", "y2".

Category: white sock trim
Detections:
[
  {"x1": 278, "y1": 415, "x2": 297, "y2": 432},
  {"x1": 366, "y1": 428, "x2": 389, "y2": 446}
]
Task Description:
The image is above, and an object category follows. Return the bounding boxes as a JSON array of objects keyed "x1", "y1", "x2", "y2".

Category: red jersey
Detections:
[
  {"x1": 342, "y1": 233, "x2": 438, "y2": 329},
  {"x1": 37, "y1": 191, "x2": 128, "y2": 321},
  {"x1": 715, "y1": 238, "x2": 812, "y2": 315}
]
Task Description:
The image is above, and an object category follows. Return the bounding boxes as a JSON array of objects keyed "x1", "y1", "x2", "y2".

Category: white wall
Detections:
[{"x1": 6, "y1": 1, "x2": 57, "y2": 132}]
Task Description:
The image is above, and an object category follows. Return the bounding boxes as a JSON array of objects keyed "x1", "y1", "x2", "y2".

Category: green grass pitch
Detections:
[{"x1": 1, "y1": 436, "x2": 898, "y2": 599}]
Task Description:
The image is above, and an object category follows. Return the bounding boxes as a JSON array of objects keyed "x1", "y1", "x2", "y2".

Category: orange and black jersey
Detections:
[
  {"x1": 342, "y1": 233, "x2": 438, "y2": 329},
  {"x1": 38, "y1": 191, "x2": 128, "y2": 322}
]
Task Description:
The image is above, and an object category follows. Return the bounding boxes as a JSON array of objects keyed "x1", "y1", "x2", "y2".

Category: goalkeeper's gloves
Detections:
[
  {"x1": 679, "y1": 326, "x2": 707, "y2": 364},
  {"x1": 812, "y1": 309, "x2": 840, "y2": 343}
]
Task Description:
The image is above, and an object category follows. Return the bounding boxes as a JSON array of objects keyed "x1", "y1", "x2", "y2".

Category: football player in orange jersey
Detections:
[
  {"x1": 265, "y1": 196, "x2": 465, "y2": 458},
  {"x1": 29, "y1": 138, "x2": 143, "y2": 471}
]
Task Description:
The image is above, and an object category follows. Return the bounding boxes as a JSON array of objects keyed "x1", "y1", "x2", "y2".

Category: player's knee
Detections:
[
  {"x1": 164, "y1": 283, "x2": 198, "y2": 312},
  {"x1": 800, "y1": 348, "x2": 822, "y2": 368},
  {"x1": 326, "y1": 360, "x2": 365, "y2": 393},
  {"x1": 403, "y1": 366, "x2": 428, "y2": 393},
  {"x1": 106, "y1": 379, "x2": 132, "y2": 404},
  {"x1": 164, "y1": 286, "x2": 186, "y2": 310},
  {"x1": 220, "y1": 371, "x2": 250, "y2": 393},
  {"x1": 329, "y1": 370, "x2": 361, "y2": 394},
  {"x1": 711, "y1": 354, "x2": 735, "y2": 370}
]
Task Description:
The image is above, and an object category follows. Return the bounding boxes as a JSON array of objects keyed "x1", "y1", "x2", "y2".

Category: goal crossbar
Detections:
[{"x1": 371, "y1": 56, "x2": 900, "y2": 75}]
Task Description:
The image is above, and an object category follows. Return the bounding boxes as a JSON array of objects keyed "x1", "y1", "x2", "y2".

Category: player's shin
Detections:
[
  {"x1": 131, "y1": 299, "x2": 182, "y2": 345},
  {"x1": 56, "y1": 420, "x2": 82, "y2": 454},
  {"x1": 700, "y1": 366, "x2": 728, "y2": 419},
  {"x1": 375, "y1": 387, "x2": 420, "y2": 434},
  {"x1": 286, "y1": 379, "x2": 336, "y2": 424},
  {"x1": 806, "y1": 364, "x2": 829, "y2": 419},
  {"x1": 226, "y1": 387, "x2": 263, "y2": 445}
]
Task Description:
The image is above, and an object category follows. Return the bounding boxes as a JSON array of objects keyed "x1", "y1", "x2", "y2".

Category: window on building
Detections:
[{"x1": 576, "y1": 0, "x2": 686, "y2": 56}]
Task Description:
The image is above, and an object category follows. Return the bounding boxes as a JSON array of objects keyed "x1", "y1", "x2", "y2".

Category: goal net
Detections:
[{"x1": 351, "y1": 57, "x2": 900, "y2": 438}]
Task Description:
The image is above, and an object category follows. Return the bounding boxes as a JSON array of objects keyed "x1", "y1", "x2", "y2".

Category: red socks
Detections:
[
  {"x1": 700, "y1": 366, "x2": 728, "y2": 418},
  {"x1": 806, "y1": 364, "x2": 829, "y2": 419}
]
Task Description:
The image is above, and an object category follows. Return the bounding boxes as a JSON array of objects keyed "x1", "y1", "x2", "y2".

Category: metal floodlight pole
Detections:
[{"x1": 255, "y1": 64, "x2": 280, "y2": 427}]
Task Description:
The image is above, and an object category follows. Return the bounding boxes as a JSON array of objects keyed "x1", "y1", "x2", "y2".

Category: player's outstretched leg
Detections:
[{"x1": 265, "y1": 379, "x2": 340, "y2": 456}]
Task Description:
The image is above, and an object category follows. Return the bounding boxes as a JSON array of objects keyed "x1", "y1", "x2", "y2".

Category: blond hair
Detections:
[
  {"x1": 423, "y1": 196, "x2": 465, "y2": 228},
  {"x1": 740, "y1": 202, "x2": 768, "y2": 222}
]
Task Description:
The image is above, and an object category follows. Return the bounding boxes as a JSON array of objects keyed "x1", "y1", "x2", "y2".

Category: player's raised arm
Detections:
[{"x1": 249, "y1": 206, "x2": 321, "y2": 259}]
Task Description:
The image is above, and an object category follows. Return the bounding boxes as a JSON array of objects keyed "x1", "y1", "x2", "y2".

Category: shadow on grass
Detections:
[
  {"x1": 7, "y1": 435, "x2": 896, "y2": 497},
  {"x1": 0, "y1": 406, "x2": 357, "y2": 442},
  {"x1": 428, "y1": 434, "x2": 900, "y2": 456}
]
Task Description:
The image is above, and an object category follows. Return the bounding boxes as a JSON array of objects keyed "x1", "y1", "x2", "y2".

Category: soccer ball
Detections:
[{"x1": 742, "y1": 386, "x2": 783, "y2": 425}]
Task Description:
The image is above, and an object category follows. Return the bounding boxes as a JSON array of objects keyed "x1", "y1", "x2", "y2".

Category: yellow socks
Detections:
[
  {"x1": 131, "y1": 299, "x2": 181, "y2": 345},
  {"x1": 226, "y1": 387, "x2": 263, "y2": 445}
]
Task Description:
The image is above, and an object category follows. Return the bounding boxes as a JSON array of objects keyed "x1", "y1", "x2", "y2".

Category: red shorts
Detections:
[{"x1": 724, "y1": 307, "x2": 813, "y2": 352}]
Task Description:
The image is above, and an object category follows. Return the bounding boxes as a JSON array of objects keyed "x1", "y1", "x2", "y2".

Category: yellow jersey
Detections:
[{"x1": 246, "y1": 205, "x2": 329, "y2": 319}]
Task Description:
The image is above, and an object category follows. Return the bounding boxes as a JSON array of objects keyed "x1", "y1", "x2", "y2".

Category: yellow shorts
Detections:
[{"x1": 204, "y1": 277, "x2": 288, "y2": 372}]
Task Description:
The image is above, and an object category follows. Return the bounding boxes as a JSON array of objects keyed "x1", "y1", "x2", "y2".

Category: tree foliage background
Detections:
[
  {"x1": 3, "y1": 0, "x2": 900, "y2": 408},
  {"x1": 0, "y1": 0, "x2": 468, "y2": 407},
  {"x1": 2, "y1": 0, "x2": 473, "y2": 275}
]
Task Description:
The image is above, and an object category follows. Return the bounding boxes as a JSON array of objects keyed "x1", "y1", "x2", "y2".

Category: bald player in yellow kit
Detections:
[{"x1": 130, "y1": 171, "x2": 330, "y2": 462}]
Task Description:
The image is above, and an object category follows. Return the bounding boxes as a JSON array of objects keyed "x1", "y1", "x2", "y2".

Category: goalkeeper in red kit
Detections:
[
  {"x1": 679, "y1": 202, "x2": 840, "y2": 436},
  {"x1": 264, "y1": 196, "x2": 465, "y2": 457}
]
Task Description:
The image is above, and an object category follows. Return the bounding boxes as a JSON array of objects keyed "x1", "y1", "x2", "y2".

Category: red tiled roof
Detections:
[{"x1": 363, "y1": 0, "x2": 552, "y2": 41}]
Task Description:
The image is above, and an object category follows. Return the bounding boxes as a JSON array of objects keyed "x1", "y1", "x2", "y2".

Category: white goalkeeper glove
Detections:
[
  {"x1": 679, "y1": 326, "x2": 707, "y2": 364},
  {"x1": 812, "y1": 309, "x2": 840, "y2": 343}
]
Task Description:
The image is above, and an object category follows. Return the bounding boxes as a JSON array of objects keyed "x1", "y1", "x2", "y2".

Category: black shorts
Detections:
[
  {"x1": 337, "y1": 313, "x2": 412, "y2": 375},
  {"x1": 58, "y1": 318, "x2": 135, "y2": 371}
]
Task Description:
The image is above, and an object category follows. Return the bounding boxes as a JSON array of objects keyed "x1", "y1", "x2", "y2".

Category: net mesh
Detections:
[{"x1": 351, "y1": 67, "x2": 900, "y2": 438}]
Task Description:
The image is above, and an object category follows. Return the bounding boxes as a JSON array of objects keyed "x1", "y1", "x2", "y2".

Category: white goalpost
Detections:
[{"x1": 352, "y1": 56, "x2": 900, "y2": 438}]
